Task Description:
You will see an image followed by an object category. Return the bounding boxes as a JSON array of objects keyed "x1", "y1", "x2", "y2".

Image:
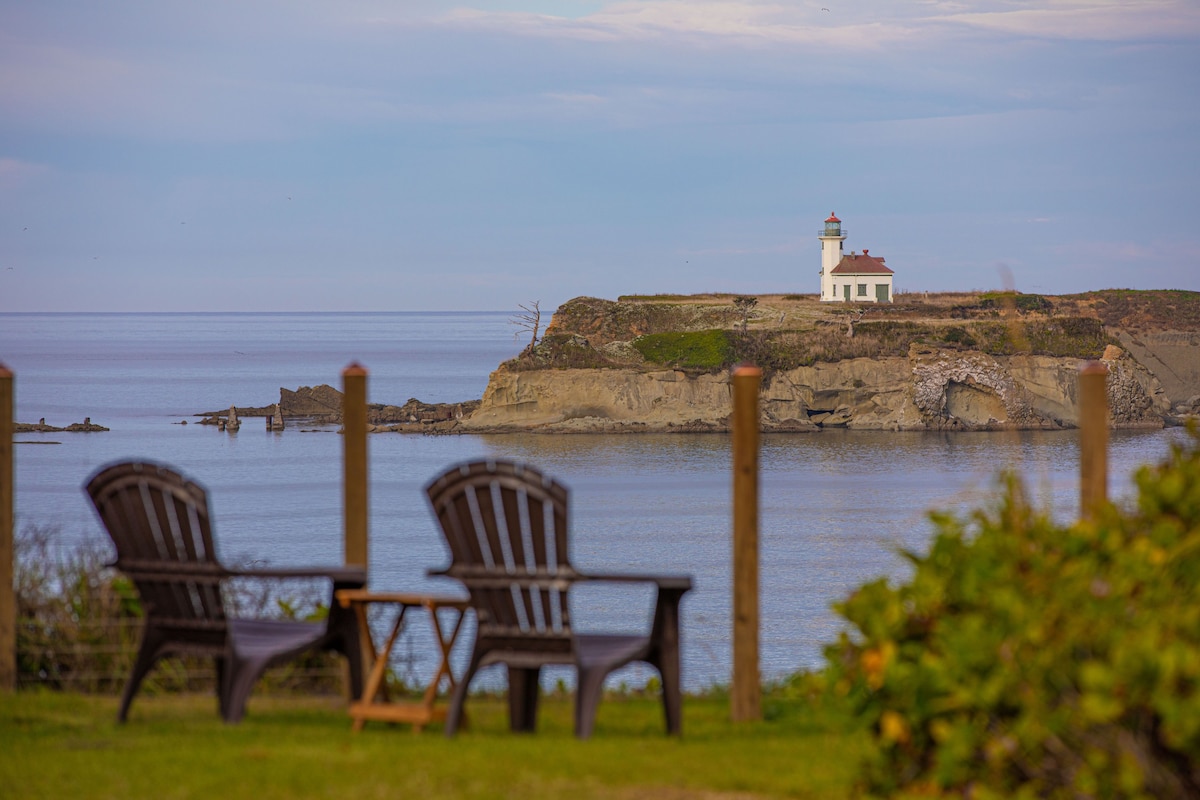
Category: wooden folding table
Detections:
[{"x1": 335, "y1": 589, "x2": 469, "y2": 732}]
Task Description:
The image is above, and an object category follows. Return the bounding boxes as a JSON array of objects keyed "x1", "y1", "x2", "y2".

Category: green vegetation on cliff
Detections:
[
  {"x1": 505, "y1": 292, "x2": 1198, "y2": 376},
  {"x1": 631, "y1": 330, "x2": 734, "y2": 370},
  {"x1": 522, "y1": 318, "x2": 1113, "y2": 375}
]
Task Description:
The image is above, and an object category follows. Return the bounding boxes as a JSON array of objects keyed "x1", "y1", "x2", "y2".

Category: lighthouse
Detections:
[
  {"x1": 818, "y1": 213, "x2": 846, "y2": 301},
  {"x1": 817, "y1": 212, "x2": 894, "y2": 302}
]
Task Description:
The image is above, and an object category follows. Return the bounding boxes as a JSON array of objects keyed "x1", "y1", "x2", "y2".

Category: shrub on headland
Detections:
[{"x1": 826, "y1": 430, "x2": 1200, "y2": 798}]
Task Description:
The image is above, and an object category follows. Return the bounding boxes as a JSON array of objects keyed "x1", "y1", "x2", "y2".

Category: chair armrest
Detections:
[
  {"x1": 578, "y1": 572, "x2": 693, "y2": 593},
  {"x1": 579, "y1": 572, "x2": 692, "y2": 663},
  {"x1": 228, "y1": 565, "x2": 367, "y2": 586}
]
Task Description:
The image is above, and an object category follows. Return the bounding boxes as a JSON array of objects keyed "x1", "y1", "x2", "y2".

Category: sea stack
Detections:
[{"x1": 267, "y1": 403, "x2": 284, "y2": 431}]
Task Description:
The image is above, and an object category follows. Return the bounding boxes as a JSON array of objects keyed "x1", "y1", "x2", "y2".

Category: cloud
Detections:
[
  {"x1": 435, "y1": 0, "x2": 1200, "y2": 47},
  {"x1": 439, "y1": 2, "x2": 924, "y2": 48},
  {"x1": 938, "y1": 2, "x2": 1200, "y2": 42},
  {"x1": 0, "y1": 157, "x2": 48, "y2": 190}
]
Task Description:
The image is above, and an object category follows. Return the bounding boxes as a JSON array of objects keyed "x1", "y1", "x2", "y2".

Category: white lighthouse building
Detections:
[{"x1": 818, "y1": 213, "x2": 894, "y2": 303}]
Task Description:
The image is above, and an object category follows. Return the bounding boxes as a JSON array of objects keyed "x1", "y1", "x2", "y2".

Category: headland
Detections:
[{"x1": 198, "y1": 289, "x2": 1200, "y2": 434}]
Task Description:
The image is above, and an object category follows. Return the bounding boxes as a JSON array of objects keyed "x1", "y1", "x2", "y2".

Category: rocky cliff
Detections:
[
  {"x1": 461, "y1": 291, "x2": 1195, "y2": 433},
  {"x1": 461, "y1": 344, "x2": 1168, "y2": 433}
]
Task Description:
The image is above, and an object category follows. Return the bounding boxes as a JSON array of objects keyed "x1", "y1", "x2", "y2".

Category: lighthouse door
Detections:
[
  {"x1": 876, "y1": 284, "x2": 889, "y2": 303},
  {"x1": 842, "y1": 284, "x2": 850, "y2": 302}
]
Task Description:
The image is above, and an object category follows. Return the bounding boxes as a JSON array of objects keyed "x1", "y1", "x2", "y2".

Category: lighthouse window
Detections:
[{"x1": 857, "y1": 283, "x2": 867, "y2": 297}]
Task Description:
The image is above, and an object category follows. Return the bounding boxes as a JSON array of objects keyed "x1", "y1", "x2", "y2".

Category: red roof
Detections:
[
  {"x1": 825, "y1": 212, "x2": 840, "y2": 223},
  {"x1": 830, "y1": 251, "x2": 893, "y2": 276}
]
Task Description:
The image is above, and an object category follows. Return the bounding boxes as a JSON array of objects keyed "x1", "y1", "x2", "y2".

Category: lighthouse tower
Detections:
[{"x1": 818, "y1": 213, "x2": 846, "y2": 302}]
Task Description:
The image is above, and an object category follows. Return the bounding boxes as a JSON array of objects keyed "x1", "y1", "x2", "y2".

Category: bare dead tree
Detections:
[
  {"x1": 733, "y1": 296, "x2": 758, "y2": 332},
  {"x1": 511, "y1": 300, "x2": 542, "y2": 352},
  {"x1": 846, "y1": 308, "x2": 866, "y2": 338}
]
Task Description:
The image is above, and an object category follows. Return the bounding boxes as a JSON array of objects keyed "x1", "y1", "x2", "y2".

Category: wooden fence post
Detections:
[
  {"x1": 342, "y1": 363, "x2": 369, "y2": 569},
  {"x1": 1079, "y1": 360, "x2": 1109, "y2": 520},
  {"x1": 1, "y1": 364, "x2": 15, "y2": 691},
  {"x1": 731, "y1": 364, "x2": 762, "y2": 722}
]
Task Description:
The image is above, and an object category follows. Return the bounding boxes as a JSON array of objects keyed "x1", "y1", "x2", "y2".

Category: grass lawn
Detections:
[{"x1": 1, "y1": 688, "x2": 866, "y2": 799}]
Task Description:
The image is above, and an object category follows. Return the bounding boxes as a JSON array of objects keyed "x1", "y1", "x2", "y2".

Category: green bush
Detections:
[
  {"x1": 979, "y1": 292, "x2": 1053, "y2": 313},
  {"x1": 506, "y1": 333, "x2": 618, "y2": 370},
  {"x1": 1024, "y1": 317, "x2": 1112, "y2": 358},
  {"x1": 940, "y1": 326, "x2": 977, "y2": 348},
  {"x1": 826, "y1": 431, "x2": 1200, "y2": 798}
]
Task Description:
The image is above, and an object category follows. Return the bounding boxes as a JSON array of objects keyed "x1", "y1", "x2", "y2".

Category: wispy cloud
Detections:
[
  {"x1": 938, "y1": 1, "x2": 1200, "y2": 42},
  {"x1": 435, "y1": 0, "x2": 1200, "y2": 46},
  {"x1": 0, "y1": 157, "x2": 48, "y2": 190},
  {"x1": 439, "y1": 3, "x2": 921, "y2": 48}
]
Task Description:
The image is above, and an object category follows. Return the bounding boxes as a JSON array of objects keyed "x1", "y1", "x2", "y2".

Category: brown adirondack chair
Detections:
[
  {"x1": 85, "y1": 460, "x2": 366, "y2": 723},
  {"x1": 425, "y1": 459, "x2": 693, "y2": 738}
]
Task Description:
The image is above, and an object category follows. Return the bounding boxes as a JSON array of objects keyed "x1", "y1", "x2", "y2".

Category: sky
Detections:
[{"x1": 1, "y1": 0, "x2": 1198, "y2": 312}]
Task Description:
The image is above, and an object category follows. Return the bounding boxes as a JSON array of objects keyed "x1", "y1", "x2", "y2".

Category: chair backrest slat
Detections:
[
  {"x1": 427, "y1": 460, "x2": 575, "y2": 640},
  {"x1": 86, "y1": 461, "x2": 227, "y2": 629}
]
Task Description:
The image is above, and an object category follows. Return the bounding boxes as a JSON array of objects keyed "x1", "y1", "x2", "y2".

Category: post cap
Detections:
[
  {"x1": 1078, "y1": 360, "x2": 1109, "y2": 376},
  {"x1": 342, "y1": 362, "x2": 369, "y2": 377},
  {"x1": 732, "y1": 363, "x2": 762, "y2": 378}
]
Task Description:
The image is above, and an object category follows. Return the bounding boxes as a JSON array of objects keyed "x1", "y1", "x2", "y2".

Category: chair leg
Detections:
[
  {"x1": 504, "y1": 666, "x2": 542, "y2": 734},
  {"x1": 118, "y1": 627, "x2": 168, "y2": 723},
  {"x1": 657, "y1": 650, "x2": 683, "y2": 736},
  {"x1": 220, "y1": 655, "x2": 269, "y2": 724},
  {"x1": 325, "y1": 587, "x2": 366, "y2": 700},
  {"x1": 574, "y1": 666, "x2": 608, "y2": 739},
  {"x1": 507, "y1": 666, "x2": 541, "y2": 733},
  {"x1": 216, "y1": 657, "x2": 230, "y2": 720},
  {"x1": 445, "y1": 646, "x2": 485, "y2": 738}
]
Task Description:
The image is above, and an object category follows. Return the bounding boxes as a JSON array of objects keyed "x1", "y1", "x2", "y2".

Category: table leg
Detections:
[
  {"x1": 424, "y1": 606, "x2": 466, "y2": 703},
  {"x1": 352, "y1": 605, "x2": 409, "y2": 732}
]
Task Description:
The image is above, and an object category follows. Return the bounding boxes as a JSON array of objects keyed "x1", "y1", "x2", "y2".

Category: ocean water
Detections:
[{"x1": 0, "y1": 312, "x2": 1188, "y2": 691}]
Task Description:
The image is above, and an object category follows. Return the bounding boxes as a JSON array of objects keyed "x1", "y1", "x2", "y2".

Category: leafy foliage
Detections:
[{"x1": 826, "y1": 431, "x2": 1200, "y2": 798}]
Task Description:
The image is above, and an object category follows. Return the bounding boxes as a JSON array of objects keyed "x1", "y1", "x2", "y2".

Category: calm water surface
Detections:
[{"x1": 0, "y1": 313, "x2": 1187, "y2": 690}]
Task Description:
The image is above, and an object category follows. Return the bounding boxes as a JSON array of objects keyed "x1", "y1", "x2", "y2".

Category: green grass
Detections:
[
  {"x1": 632, "y1": 330, "x2": 734, "y2": 371},
  {"x1": 0, "y1": 688, "x2": 865, "y2": 800}
]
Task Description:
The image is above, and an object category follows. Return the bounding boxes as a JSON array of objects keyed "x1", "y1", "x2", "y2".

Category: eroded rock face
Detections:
[
  {"x1": 280, "y1": 384, "x2": 344, "y2": 417},
  {"x1": 1112, "y1": 330, "x2": 1200, "y2": 407},
  {"x1": 461, "y1": 347, "x2": 1168, "y2": 432},
  {"x1": 461, "y1": 368, "x2": 733, "y2": 432}
]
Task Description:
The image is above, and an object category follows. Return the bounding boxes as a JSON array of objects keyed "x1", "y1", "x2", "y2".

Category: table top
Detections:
[{"x1": 335, "y1": 588, "x2": 470, "y2": 610}]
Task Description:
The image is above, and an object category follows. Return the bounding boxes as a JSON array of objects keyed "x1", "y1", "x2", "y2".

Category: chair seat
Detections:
[
  {"x1": 229, "y1": 618, "x2": 327, "y2": 660},
  {"x1": 576, "y1": 634, "x2": 651, "y2": 671}
]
